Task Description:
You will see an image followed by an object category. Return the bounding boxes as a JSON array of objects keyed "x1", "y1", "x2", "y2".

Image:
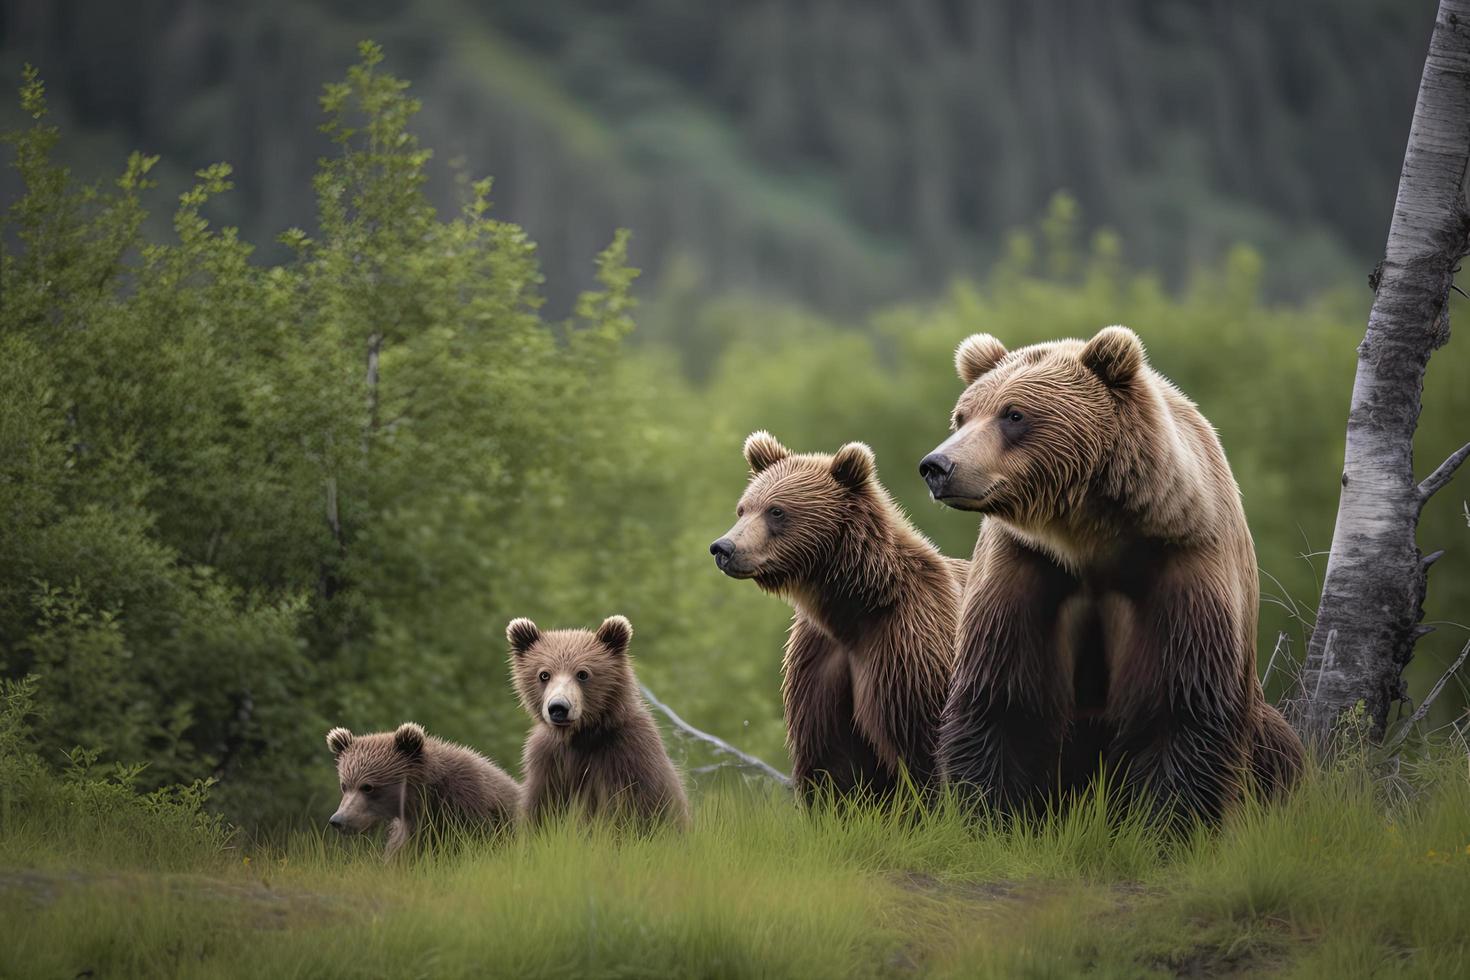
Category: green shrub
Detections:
[
  {"x1": 4, "y1": 46, "x2": 1467, "y2": 833},
  {"x1": 0, "y1": 675, "x2": 231, "y2": 869}
]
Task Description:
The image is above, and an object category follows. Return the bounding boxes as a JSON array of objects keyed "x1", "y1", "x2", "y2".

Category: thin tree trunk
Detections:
[
  {"x1": 365, "y1": 330, "x2": 381, "y2": 450},
  {"x1": 1299, "y1": 0, "x2": 1470, "y2": 743}
]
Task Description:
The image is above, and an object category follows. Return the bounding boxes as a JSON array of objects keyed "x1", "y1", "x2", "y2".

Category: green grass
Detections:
[{"x1": 2, "y1": 759, "x2": 1469, "y2": 978}]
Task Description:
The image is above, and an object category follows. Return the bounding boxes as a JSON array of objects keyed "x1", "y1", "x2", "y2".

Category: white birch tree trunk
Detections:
[{"x1": 1300, "y1": 0, "x2": 1470, "y2": 742}]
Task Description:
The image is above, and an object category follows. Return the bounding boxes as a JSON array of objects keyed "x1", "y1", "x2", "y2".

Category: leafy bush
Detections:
[
  {"x1": 4, "y1": 46, "x2": 1467, "y2": 833},
  {"x1": 0, "y1": 675, "x2": 230, "y2": 868}
]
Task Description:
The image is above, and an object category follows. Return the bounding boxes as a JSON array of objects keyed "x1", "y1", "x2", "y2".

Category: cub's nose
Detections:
[
  {"x1": 918, "y1": 453, "x2": 955, "y2": 496},
  {"x1": 329, "y1": 813, "x2": 346, "y2": 832},
  {"x1": 547, "y1": 699, "x2": 571, "y2": 725},
  {"x1": 709, "y1": 538, "x2": 735, "y2": 565}
]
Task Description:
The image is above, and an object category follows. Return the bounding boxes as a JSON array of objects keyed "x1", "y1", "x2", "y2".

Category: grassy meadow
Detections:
[
  {"x1": 5, "y1": 40, "x2": 1470, "y2": 980},
  {"x1": 4, "y1": 748, "x2": 1470, "y2": 979}
]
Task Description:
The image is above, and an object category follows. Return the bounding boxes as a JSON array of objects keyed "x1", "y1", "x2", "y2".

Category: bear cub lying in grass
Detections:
[
  {"x1": 508, "y1": 614, "x2": 690, "y2": 831},
  {"x1": 326, "y1": 722, "x2": 521, "y2": 859}
]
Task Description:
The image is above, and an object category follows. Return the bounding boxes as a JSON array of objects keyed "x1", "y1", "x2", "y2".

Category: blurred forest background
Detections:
[{"x1": 2, "y1": 1, "x2": 1468, "y2": 831}]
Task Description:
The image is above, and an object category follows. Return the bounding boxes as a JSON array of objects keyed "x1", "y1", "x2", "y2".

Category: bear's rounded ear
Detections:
[
  {"x1": 1080, "y1": 325, "x2": 1144, "y2": 388},
  {"x1": 506, "y1": 617, "x2": 540, "y2": 656},
  {"x1": 595, "y1": 615, "x2": 633, "y2": 656},
  {"x1": 743, "y1": 430, "x2": 790, "y2": 475},
  {"x1": 394, "y1": 722, "x2": 426, "y2": 757},
  {"x1": 955, "y1": 334, "x2": 1008, "y2": 386},
  {"x1": 830, "y1": 442, "x2": 876, "y2": 490},
  {"x1": 326, "y1": 727, "x2": 354, "y2": 758}
]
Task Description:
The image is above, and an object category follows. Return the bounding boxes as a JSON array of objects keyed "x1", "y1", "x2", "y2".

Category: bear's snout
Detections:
[
  {"x1": 918, "y1": 452, "x2": 955, "y2": 497},
  {"x1": 546, "y1": 697, "x2": 572, "y2": 726},
  {"x1": 710, "y1": 536, "x2": 759, "y2": 578},
  {"x1": 329, "y1": 811, "x2": 348, "y2": 832}
]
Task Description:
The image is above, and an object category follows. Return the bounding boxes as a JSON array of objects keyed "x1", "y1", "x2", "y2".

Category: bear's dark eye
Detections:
[
  {"x1": 340, "y1": 783, "x2": 347, "y2": 793},
  {"x1": 576, "y1": 669, "x2": 590, "y2": 682},
  {"x1": 538, "y1": 670, "x2": 550, "y2": 683},
  {"x1": 1000, "y1": 406, "x2": 1030, "y2": 443},
  {"x1": 768, "y1": 506, "x2": 784, "y2": 519},
  {"x1": 953, "y1": 413, "x2": 966, "y2": 429},
  {"x1": 736, "y1": 505, "x2": 745, "y2": 518},
  {"x1": 361, "y1": 784, "x2": 374, "y2": 794}
]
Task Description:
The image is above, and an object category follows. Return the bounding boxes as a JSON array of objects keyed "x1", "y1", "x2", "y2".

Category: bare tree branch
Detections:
[
  {"x1": 639, "y1": 684, "x2": 792, "y2": 787},
  {"x1": 1418, "y1": 441, "x2": 1470, "y2": 500},
  {"x1": 1407, "y1": 638, "x2": 1470, "y2": 729}
]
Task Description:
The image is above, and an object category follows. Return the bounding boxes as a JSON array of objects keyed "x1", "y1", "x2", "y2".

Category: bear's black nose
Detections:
[
  {"x1": 918, "y1": 453, "x2": 955, "y2": 496},
  {"x1": 547, "y1": 699, "x2": 571, "y2": 725},
  {"x1": 329, "y1": 813, "x2": 346, "y2": 831},
  {"x1": 709, "y1": 538, "x2": 735, "y2": 565}
]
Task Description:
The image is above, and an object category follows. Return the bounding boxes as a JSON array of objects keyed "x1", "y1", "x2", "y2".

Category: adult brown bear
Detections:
[{"x1": 919, "y1": 326, "x2": 1302, "y2": 825}]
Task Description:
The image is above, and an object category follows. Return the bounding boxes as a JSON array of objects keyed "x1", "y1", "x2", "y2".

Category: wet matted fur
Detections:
[
  {"x1": 508, "y1": 615, "x2": 690, "y2": 830},
  {"x1": 712, "y1": 435, "x2": 964, "y2": 803},
  {"x1": 922, "y1": 326, "x2": 1303, "y2": 826},
  {"x1": 325, "y1": 722, "x2": 520, "y2": 858}
]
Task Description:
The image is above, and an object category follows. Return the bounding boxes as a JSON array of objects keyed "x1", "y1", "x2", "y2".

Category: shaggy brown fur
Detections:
[
  {"x1": 325, "y1": 722, "x2": 520, "y2": 858},
  {"x1": 920, "y1": 326, "x2": 1303, "y2": 826},
  {"x1": 508, "y1": 615, "x2": 690, "y2": 830},
  {"x1": 711, "y1": 434, "x2": 963, "y2": 803}
]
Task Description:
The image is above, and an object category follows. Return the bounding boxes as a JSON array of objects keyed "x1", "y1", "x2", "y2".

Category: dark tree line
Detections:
[{"x1": 0, "y1": 0, "x2": 1434, "y2": 321}]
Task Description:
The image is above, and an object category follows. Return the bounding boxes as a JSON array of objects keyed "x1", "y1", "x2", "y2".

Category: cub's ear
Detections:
[
  {"x1": 325, "y1": 727, "x2": 354, "y2": 758},
  {"x1": 955, "y1": 334, "x2": 1008, "y2": 386},
  {"x1": 1080, "y1": 325, "x2": 1144, "y2": 388},
  {"x1": 506, "y1": 617, "x2": 540, "y2": 656},
  {"x1": 393, "y1": 722, "x2": 426, "y2": 757},
  {"x1": 595, "y1": 614, "x2": 633, "y2": 656},
  {"x1": 830, "y1": 442, "x2": 876, "y2": 490},
  {"x1": 743, "y1": 430, "x2": 790, "y2": 475}
]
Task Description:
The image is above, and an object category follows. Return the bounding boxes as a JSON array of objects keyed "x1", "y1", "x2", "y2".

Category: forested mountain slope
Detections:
[{"x1": 0, "y1": 0, "x2": 1433, "y2": 319}]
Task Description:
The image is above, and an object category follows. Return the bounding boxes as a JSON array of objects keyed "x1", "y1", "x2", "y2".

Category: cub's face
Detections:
[
  {"x1": 508, "y1": 616, "x2": 633, "y2": 734},
  {"x1": 709, "y1": 432, "x2": 875, "y2": 590},
  {"x1": 324, "y1": 723, "x2": 425, "y2": 833},
  {"x1": 919, "y1": 326, "x2": 1143, "y2": 525}
]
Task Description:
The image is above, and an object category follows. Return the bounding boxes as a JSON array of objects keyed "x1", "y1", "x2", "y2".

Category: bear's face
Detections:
[
  {"x1": 710, "y1": 431, "x2": 875, "y2": 590},
  {"x1": 508, "y1": 616, "x2": 635, "y2": 735},
  {"x1": 919, "y1": 326, "x2": 1144, "y2": 526},
  {"x1": 324, "y1": 723, "x2": 426, "y2": 834}
]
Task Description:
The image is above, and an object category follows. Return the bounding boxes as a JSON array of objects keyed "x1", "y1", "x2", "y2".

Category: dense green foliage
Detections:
[
  {"x1": 3, "y1": 49, "x2": 1469, "y2": 834},
  {"x1": 0, "y1": 675, "x2": 230, "y2": 870},
  {"x1": 0, "y1": 0, "x2": 1436, "y2": 312},
  {"x1": 0, "y1": 49, "x2": 753, "y2": 825}
]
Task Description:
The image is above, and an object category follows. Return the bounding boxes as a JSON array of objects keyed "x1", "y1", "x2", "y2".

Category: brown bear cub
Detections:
[
  {"x1": 508, "y1": 615, "x2": 690, "y2": 830},
  {"x1": 325, "y1": 722, "x2": 520, "y2": 858},
  {"x1": 711, "y1": 433, "x2": 963, "y2": 804},
  {"x1": 919, "y1": 326, "x2": 1304, "y2": 827}
]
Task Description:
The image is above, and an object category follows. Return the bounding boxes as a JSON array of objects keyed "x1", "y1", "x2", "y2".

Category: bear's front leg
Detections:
[
  {"x1": 782, "y1": 618, "x2": 891, "y2": 803},
  {"x1": 1106, "y1": 566, "x2": 1252, "y2": 828},
  {"x1": 383, "y1": 816, "x2": 413, "y2": 861},
  {"x1": 518, "y1": 727, "x2": 568, "y2": 829},
  {"x1": 939, "y1": 530, "x2": 1075, "y2": 816}
]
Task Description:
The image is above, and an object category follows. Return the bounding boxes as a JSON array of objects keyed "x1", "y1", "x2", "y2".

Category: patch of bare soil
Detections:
[
  {"x1": 0, "y1": 868, "x2": 359, "y2": 930},
  {"x1": 888, "y1": 869, "x2": 1021, "y2": 904}
]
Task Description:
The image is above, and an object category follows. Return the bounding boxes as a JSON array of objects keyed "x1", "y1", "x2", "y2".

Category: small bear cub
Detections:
[
  {"x1": 325, "y1": 721, "x2": 520, "y2": 858},
  {"x1": 508, "y1": 615, "x2": 690, "y2": 830}
]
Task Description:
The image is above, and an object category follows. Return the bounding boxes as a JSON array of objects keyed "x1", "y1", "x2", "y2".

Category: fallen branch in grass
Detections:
[
  {"x1": 639, "y1": 684, "x2": 792, "y2": 788},
  {"x1": 1407, "y1": 638, "x2": 1470, "y2": 729},
  {"x1": 1382, "y1": 638, "x2": 1470, "y2": 756}
]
